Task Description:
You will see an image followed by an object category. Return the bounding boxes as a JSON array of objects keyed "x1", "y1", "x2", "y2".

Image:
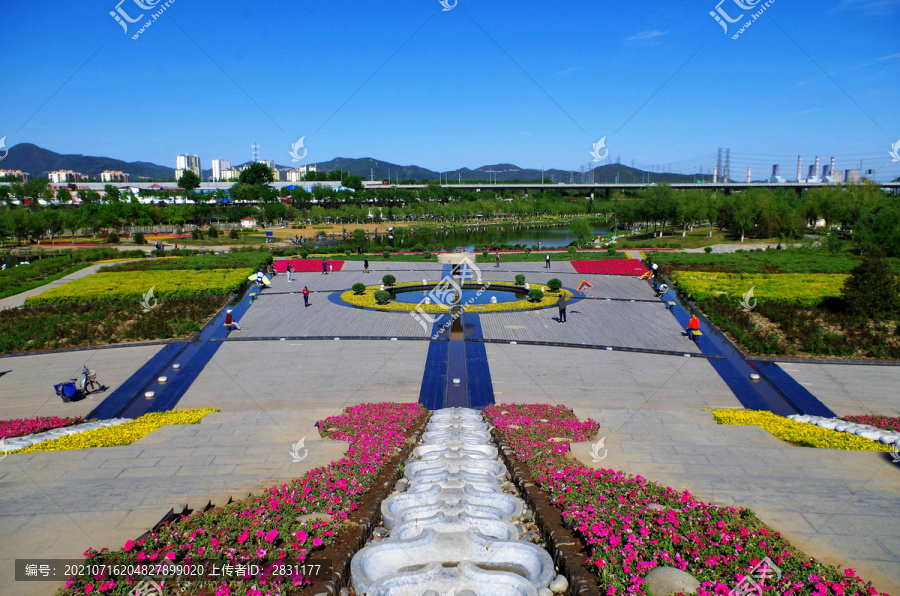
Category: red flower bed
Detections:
[
  {"x1": 62, "y1": 402, "x2": 425, "y2": 595},
  {"x1": 0, "y1": 416, "x2": 83, "y2": 439},
  {"x1": 571, "y1": 259, "x2": 648, "y2": 275},
  {"x1": 274, "y1": 259, "x2": 345, "y2": 273},
  {"x1": 484, "y1": 404, "x2": 886, "y2": 596},
  {"x1": 842, "y1": 415, "x2": 900, "y2": 433}
]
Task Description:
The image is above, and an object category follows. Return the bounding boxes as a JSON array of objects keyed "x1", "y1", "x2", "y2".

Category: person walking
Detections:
[
  {"x1": 224, "y1": 309, "x2": 242, "y2": 331},
  {"x1": 286, "y1": 262, "x2": 294, "y2": 282},
  {"x1": 302, "y1": 286, "x2": 310, "y2": 307},
  {"x1": 650, "y1": 261, "x2": 659, "y2": 280},
  {"x1": 687, "y1": 314, "x2": 700, "y2": 341},
  {"x1": 495, "y1": 252, "x2": 500, "y2": 268},
  {"x1": 364, "y1": 256, "x2": 369, "y2": 273},
  {"x1": 545, "y1": 253, "x2": 551, "y2": 269},
  {"x1": 557, "y1": 295, "x2": 568, "y2": 323},
  {"x1": 322, "y1": 258, "x2": 328, "y2": 275}
]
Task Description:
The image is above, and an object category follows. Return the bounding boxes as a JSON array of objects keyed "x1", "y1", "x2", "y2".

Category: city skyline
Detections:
[{"x1": 1, "y1": 0, "x2": 898, "y2": 180}]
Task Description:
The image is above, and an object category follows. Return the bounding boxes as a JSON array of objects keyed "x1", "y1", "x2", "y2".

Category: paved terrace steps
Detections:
[
  {"x1": 568, "y1": 408, "x2": 900, "y2": 595},
  {"x1": 0, "y1": 410, "x2": 349, "y2": 596}
]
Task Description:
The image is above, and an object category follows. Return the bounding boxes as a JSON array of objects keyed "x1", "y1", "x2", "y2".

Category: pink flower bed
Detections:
[
  {"x1": 0, "y1": 416, "x2": 82, "y2": 439},
  {"x1": 842, "y1": 415, "x2": 900, "y2": 433},
  {"x1": 274, "y1": 259, "x2": 345, "y2": 273},
  {"x1": 571, "y1": 259, "x2": 648, "y2": 275},
  {"x1": 62, "y1": 402, "x2": 425, "y2": 595},
  {"x1": 484, "y1": 404, "x2": 887, "y2": 596}
]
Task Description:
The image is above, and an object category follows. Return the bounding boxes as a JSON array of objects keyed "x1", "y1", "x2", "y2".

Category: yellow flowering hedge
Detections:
[
  {"x1": 670, "y1": 272, "x2": 847, "y2": 307},
  {"x1": 24, "y1": 270, "x2": 249, "y2": 306},
  {"x1": 708, "y1": 409, "x2": 891, "y2": 451},
  {"x1": 341, "y1": 282, "x2": 572, "y2": 313},
  {"x1": 11, "y1": 409, "x2": 218, "y2": 453}
]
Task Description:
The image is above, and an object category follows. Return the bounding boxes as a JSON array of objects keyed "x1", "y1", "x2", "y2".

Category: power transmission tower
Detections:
[
  {"x1": 724, "y1": 149, "x2": 731, "y2": 182},
  {"x1": 716, "y1": 149, "x2": 723, "y2": 183},
  {"x1": 251, "y1": 143, "x2": 259, "y2": 163}
]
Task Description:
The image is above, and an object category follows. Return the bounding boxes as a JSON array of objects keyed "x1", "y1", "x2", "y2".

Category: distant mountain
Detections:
[
  {"x1": 311, "y1": 157, "x2": 702, "y2": 184},
  {"x1": 2, "y1": 143, "x2": 707, "y2": 185},
  {"x1": 2, "y1": 143, "x2": 175, "y2": 181}
]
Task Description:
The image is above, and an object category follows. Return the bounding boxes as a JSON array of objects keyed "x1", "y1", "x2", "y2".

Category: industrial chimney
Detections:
[
  {"x1": 771, "y1": 164, "x2": 780, "y2": 177},
  {"x1": 713, "y1": 166, "x2": 719, "y2": 183},
  {"x1": 796, "y1": 156, "x2": 802, "y2": 182},
  {"x1": 814, "y1": 156, "x2": 820, "y2": 179},
  {"x1": 747, "y1": 168, "x2": 752, "y2": 183}
]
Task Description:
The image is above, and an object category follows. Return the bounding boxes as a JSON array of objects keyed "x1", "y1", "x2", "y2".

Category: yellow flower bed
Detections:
[
  {"x1": 671, "y1": 272, "x2": 847, "y2": 307},
  {"x1": 341, "y1": 282, "x2": 572, "y2": 314},
  {"x1": 708, "y1": 409, "x2": 891, "y2": 451},
  {"x1": 11, "y1": 409, "x2": 218, "y2": 453},
  {"x1": 24, "y1": 269, "x2": 249, "y2": 306}
]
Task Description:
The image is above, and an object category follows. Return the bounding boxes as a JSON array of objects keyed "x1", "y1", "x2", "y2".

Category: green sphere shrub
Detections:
[
  {"x1": 704, "y1": 246, "x2": 713, "y2": 253},
  {"x1": 383, "y1": 250, "x2": 390, "y2": 259},
  {"x1": 528, "y1": 289, "x2": 544, "y2": 302},
  {"x1": 352, "y1": 283, "x2": 366, "y2": 295},
  {"x1": 515, "y1": 274, "x2": 526, "y2": 285},
  {"x1": 423, "y1": 251, "x2": 432, "y2": 260},
  {"x1": 547, "y1": 278, "x2": 563, "y2": 292},
  {"x1": 106, "y1": 231, "x2": 120, "y2": 244},
  {"x1": 382, "y1": 274, "x2": 396, "y2": 286},
  {"x1": 300, "y1": 250, "x2": 309, "y2": 259},
  {"x1": 374, "y1": 290, "x2": 391, "y2": 305},
  {"x1": 607, "y1": 247, "x2": 616, "y2": 255},
  {"x1": 133, "y1": 232, "x2": 146, "y2": 245},
  {"x1": 229, "y1": 228, "x2": 240, "y2": 240},
  {"x1": 207, "y1": 226, "x2": 220, "y2": 238}
]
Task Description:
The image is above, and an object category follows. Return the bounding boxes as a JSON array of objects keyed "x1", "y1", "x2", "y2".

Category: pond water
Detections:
[
  {"x1": 391, "y1": 287, "x2": 525, "y2": 306},
  {"x1": 365, "y1": 223, "x2": 610, "y2": 252}
]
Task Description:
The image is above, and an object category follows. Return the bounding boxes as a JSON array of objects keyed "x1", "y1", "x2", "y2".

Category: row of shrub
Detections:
[
  {"x1": 0, "y1": 248, "x2": 145, "y2": 300},
  {"x1": 24, "y1": 270, "x2": 250, "y2": 306},
  {"x1": 101, "y1": 252, "x2": 272, "y2": 273},
  {"x1": 0, "y1": 297, "x2": 227, "y2": 354}
]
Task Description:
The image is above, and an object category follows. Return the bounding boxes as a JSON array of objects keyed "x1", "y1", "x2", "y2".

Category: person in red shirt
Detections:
[
  {"x1": 687, "y1": 314, "x2": 700, "y2": 341},
  {"x1": 302, "y1": 286, "x2": 310, "y2": 308},
  {"x1": 224, "y1": 309, "x2": 242, "y2": 331}
]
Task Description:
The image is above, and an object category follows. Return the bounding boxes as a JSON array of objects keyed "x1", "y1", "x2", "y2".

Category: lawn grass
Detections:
[
  {"x1": 654, "y1": 248, "x2": 864, "y2": 274},
  {"x1": 614, "y1": 228, "x2": 812, "y2": 250}
]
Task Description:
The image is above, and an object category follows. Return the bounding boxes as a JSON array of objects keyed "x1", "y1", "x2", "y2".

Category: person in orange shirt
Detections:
[{"x1": 687, "y1": 314, "x2": 700, "y2": 341}]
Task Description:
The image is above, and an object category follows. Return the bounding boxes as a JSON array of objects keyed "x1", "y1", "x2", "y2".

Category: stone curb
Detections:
[{"x1": 491, "y1": 427, "x2": 603, "y2": 596}]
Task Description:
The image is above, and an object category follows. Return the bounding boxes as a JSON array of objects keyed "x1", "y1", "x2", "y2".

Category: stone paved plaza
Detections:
[{"x1": 0, "y1": 260, "x2": 898, "y2": 594}]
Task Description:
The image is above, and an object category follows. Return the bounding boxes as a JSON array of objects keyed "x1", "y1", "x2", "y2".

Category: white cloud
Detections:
[
  {"x1": 877, "y1": 52, "x2": 900, "y2": 60},
  {"x1": 626, "y1": 30, "x2": 669, "y2": 43}
]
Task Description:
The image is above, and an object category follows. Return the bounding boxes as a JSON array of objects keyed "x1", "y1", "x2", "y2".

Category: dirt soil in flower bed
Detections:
[
  {"x1": 0, "y1": 296, "x2": 228, "y2": 354},
  {"x1": 484, "y1": 404, "x2": 887, "y2": 596},
  {"x1": 696, "y1": 296, "x2": 900, "y2": 359}
]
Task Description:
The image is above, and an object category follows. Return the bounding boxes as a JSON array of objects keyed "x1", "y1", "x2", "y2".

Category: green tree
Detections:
[
  {"x1": 177, "y1": 170, "x2": 202, "y2": 191},
  {"x1": 568, "y1": 218, "x2": 593, "y2": 247},
  {"x1": 841, "y1": 248, "x2": 900, "y2": 320},
  {"x1": 238, "y1": 163, "x2": 274, "y2": 186},
  {"x1": 23, "y1": 178, "x2": 49, "y2": 200}
]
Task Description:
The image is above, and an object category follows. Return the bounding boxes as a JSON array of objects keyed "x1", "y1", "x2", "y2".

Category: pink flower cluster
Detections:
[
  {"x1": 570, "y1": 259, "x2": 648, "y2": 276},
  {"x1": 484, "y1": 404, "x2": 888, "y2": 596},
  {"x1": 273, "y1": 260, "x2": 345, "y2": 273},
  {"x1": 0, "y1": 416, "x2": 82, "y2": 439},
  {"x1": 63, "y1": 402, "x2": 425, "y2": 596},
  {"x1": 842, "y1": 415, "x2": 900, "y2": 433}
]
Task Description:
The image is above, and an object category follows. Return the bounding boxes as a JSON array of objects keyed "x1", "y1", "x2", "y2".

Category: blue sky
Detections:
[{"x1": 2, "y1": 0, "x2": 899, "y2": 179}]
